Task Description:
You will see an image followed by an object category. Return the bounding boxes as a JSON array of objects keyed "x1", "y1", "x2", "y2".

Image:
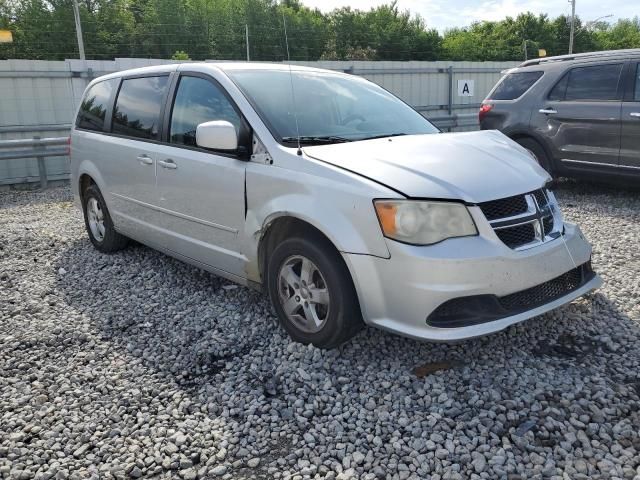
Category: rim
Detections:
[
  {"x1": 87, "y1": 197, "x2": 105, "y2": 242},
  {"x1": 277, "y1": 255, "x2": 331, "y2": 333}
]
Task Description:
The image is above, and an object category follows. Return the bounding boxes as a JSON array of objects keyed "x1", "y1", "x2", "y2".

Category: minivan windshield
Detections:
[{"x1": 227, "y1": 69, "x2": 439, "y2": 145}]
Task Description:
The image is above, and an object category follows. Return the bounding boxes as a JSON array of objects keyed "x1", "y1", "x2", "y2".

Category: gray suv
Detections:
[{"x1": 480, "y1": 49, "x2": 640, "y2": 182}]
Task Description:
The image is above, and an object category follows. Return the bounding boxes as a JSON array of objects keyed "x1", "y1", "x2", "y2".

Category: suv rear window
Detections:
[
  {"x1": 549, "y1": 63, "x2": 623, "y2": 101},
  {"x1": 490, "y1": 71, "x2": 543, "y2": 100},
  {"x1": 76, "y1": 79, "x2": 117, "y2": 132},
  {"x1": 112, "y1": 76, "x2": 169, "y2": 140}
]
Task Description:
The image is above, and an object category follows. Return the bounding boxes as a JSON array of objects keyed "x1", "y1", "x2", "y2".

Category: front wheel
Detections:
[{"x1": 267, "y1": 236, "x2": 363, "y2": 349}]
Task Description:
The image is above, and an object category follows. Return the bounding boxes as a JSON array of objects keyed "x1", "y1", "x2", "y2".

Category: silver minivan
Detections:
[{"x1": 71, "y1": 63, "x2": 602, "y2": 348}]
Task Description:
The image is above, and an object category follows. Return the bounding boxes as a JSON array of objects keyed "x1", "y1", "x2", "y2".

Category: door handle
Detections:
[
  {"x1": 539, "y1": 108, "x2": 557, "y2": 115},
  {"x1": 630, "y1": 112, "x2": 640, "y2": 118},
  {"x1": 136, "y1": 155, "x2": 153, "y2": 165},
  {"x1": 158, "y1": 159, "x2": 177, "y2": 170}
]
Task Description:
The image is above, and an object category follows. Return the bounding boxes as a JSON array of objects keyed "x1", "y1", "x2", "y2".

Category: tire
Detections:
[
  {"x1": 82, "y1": 184, "x2": 129, "y2": 253},
  {"x1": 267, "y1": 235, "x2": 363, "y2": 349},
  {"x1": 515, "y1": 137, "x2": 553, "y2": 175}
]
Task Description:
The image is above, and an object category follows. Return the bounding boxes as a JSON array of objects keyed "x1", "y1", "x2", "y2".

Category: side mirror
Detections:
[{"x1": 196, "y1": 120, "x2": 238, "y2": 150}]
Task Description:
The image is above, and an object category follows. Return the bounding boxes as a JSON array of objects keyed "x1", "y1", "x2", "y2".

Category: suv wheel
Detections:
[
  {"x1": 267, "y1": 236, "x2": 363, "y2": 349},
  {"x1": 516, "y1": 137, "x2": 553, "y2": 175},
  {"x1": 82, "y1": 184, "x2": 129, "y2": 253}
]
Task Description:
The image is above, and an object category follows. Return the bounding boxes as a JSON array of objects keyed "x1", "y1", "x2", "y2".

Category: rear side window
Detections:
[
  {"x1": 76, "y1": 79, "x2": 116, "y2": 131},
  {"x1": 170, "y1": 76, "x2": 242, "y2": 147},
  {"x1": 112, "y1": 76, "x2": 169, "y2": 140},
  {"x1": 550, "y1": 64, "x2": 623, "y2": 101},
  {"x1": 635, "y1": 64, "x2": 640, "y2": 101},
  {"x1": 490, "y1": 71, "x2": 543, "y2": 100},
  {"x1": 548, "y1": 74, "x2": 568, "y2": 100}
]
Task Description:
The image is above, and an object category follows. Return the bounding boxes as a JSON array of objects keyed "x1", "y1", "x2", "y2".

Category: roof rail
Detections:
[{"x1": 519, "y1": 48, "x2": 640, "y2": 67}]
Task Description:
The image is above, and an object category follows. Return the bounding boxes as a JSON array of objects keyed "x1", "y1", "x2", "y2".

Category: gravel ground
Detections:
[{"x1": 1, "y1": 181, "x2": 639, "y2": 480}]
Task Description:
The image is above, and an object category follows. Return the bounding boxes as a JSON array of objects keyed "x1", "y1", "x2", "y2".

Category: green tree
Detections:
[
  {"x1": 593, "y1": 17, "x2": 640, "y2": 50},
  {"x1": 547, "y1": 15, "x2": 596, "y2": 56},
  {"x1": 278, "y1": 0, "x2": 330, "y2": 61},
  {"x1": 325, "y1": 2, "x2": 439, "y2": 61},
  {"x1": 82, "y1": 0, "x2": 135, "y2": 59},
  {"x1": 171, "y1": 49, "x2": 190, "y2": 60},
  {"x1": 442, "y1": 12, "x2": 597, "y2": 61},
  {"x1": 134, "y1": 0, "x2": 189, "y2": 58},
  {"x1": 1, "y1": 1, "x2": 640, "y2": 62},
  {"x1": 4, "y1": 0, "x2": 76, "y2": 60}
]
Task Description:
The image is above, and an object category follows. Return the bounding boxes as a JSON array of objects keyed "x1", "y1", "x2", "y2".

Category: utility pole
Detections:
[
  {"x1": 245, "y1": 24, "x2": 250, "y2": 61},
  {"x1": 523, "y1": 40, "x2": 528, "y2": 61},
  {"x1": 568, "y1": 0, "x2": 576, "y2": 54},
  {"x1": 72, "y1": 0, "x2": 86, "y2": 60}
]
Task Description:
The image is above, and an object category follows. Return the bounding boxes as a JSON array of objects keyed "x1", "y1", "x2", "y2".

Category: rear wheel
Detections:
[
  {"x1": 515, "y1": 137, "x2": 553, "y2": 175},
  {"x1": 82, "y1": 184, "x2": 129, "y2": 253},
  {"x1": 267, "y1": 236, "x2": 363, "y2": 349}
]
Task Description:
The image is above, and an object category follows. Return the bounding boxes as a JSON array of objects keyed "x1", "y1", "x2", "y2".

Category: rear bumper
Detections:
[{"x1": 342, "y1": 222, "x2": 601, "y2": 342}]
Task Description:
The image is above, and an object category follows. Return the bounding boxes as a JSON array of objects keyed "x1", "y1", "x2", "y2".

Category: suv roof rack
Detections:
[{"x1": 519, "y1": 48, "x2": 640, "y2": 67}]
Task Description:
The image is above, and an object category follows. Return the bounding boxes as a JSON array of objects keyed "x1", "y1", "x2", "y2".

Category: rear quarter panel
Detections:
[
  {"x1": 480, "y1": 102, "x2": 533, "y2": 134},
  {"x1": 482, "y1": 69, "x2": 564, "y2": 161}
]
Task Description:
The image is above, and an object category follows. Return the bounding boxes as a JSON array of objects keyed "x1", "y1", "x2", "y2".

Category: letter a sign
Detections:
[{"x1": 457, "y1": 79, "x2": 474, "y2": 97}]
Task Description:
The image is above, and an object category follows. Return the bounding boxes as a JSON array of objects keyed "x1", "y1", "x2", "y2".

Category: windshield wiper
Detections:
[
  {"x1": 359, "y1": 133, "x2": 408, "y2": 141},
  {"x1": 281, "y1": 135, "x2": 352, "y2": 145}
]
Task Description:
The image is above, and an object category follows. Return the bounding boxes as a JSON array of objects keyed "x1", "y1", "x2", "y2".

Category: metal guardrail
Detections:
[
  {"x1": 0, "y1": 69, "x2": 110, "y2": 79},
  {"x1": 0, "y1": 136, "x2": 69, "y2": 188},
  {"x1": 0, "y1": 124, "x2": 72, "y2": 134},
  {"x1": 427, "y1": 112, "x2": 479, "y2": 130}
]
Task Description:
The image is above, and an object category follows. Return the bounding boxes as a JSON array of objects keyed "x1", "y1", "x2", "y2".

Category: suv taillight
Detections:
[
  {"x1": 479, "y1": 103, "x2": 493, "y2": 123},
  {"x1": 66, "y1": 136, "x2": 71, "y2": 156}
]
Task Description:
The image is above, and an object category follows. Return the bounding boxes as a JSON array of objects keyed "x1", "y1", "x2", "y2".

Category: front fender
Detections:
[{"x1": 242, "y1": 163, "x2": 392, "y2": 282}]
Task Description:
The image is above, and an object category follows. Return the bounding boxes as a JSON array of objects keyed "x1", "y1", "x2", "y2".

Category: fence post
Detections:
[
  {"x1": 447, "y1": 66, "x2": 454, "y2": 132},
  {"x1": 34, "y1": 136, "x2": 48, "y2": 189}
]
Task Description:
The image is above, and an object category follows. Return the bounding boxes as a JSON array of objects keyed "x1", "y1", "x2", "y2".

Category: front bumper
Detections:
[{"x1": 342, "y1": 222, "x2": 602, "y2": 342}]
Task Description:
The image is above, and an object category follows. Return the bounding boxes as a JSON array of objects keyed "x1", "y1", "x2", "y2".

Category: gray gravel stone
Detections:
[
  {"x1": 210, "y1": 465, "x2": 227, "y2": 476},
  {"x1": 1, "y1": 182, "x2": 639, "y2": 479}
]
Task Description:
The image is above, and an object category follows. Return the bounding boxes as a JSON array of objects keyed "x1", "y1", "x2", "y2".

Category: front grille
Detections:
[
  {"x1": 495, "y1": 223, "x2": 536, "y2": 248},
  {"x1": 426, "y1": 262, "x2": 595, "y2": 328},
  {"x1": 533, "y1": 189, "x2": 549, "y2": 209},
  {"x1": 479, "y1": 194, "x2": 528, "y2": 221},
  {"x1": 478, "y1": 188, "x2": 560, "y2": 250},
  {"x1": 499, "y1": 264, "x2": 589, "y2": 311}
]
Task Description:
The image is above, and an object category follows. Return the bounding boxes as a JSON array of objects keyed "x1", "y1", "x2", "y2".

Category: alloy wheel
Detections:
[
  {"x1": 277, "y1": 255, "x2": 331, "y2": 333},
  {"x1": 87, "y1": 197, "x2": 105, "y2": 242}
]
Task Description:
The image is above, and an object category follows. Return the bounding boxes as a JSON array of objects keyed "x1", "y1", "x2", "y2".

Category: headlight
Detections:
[{"x1": 374, "y1": 200, "x2": 478, "y2": 245}]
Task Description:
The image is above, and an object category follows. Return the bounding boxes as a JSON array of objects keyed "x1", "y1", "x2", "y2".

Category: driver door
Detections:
[
  {"x1": 154, "y1": 73, "x2": 250, "y2": 278},
  {"x1": 533, "y1": 61, "x2": 623, "y2": 167}
]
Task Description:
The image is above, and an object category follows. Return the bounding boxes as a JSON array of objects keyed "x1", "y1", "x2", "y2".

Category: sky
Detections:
[{"x1": 301, "y1": 0, "x2": 638, "y2": 32}]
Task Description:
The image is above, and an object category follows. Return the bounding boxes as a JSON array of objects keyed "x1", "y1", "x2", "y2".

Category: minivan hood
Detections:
[{"x1": 303, "y1": 130, "x2": 549, "y2": 203}]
